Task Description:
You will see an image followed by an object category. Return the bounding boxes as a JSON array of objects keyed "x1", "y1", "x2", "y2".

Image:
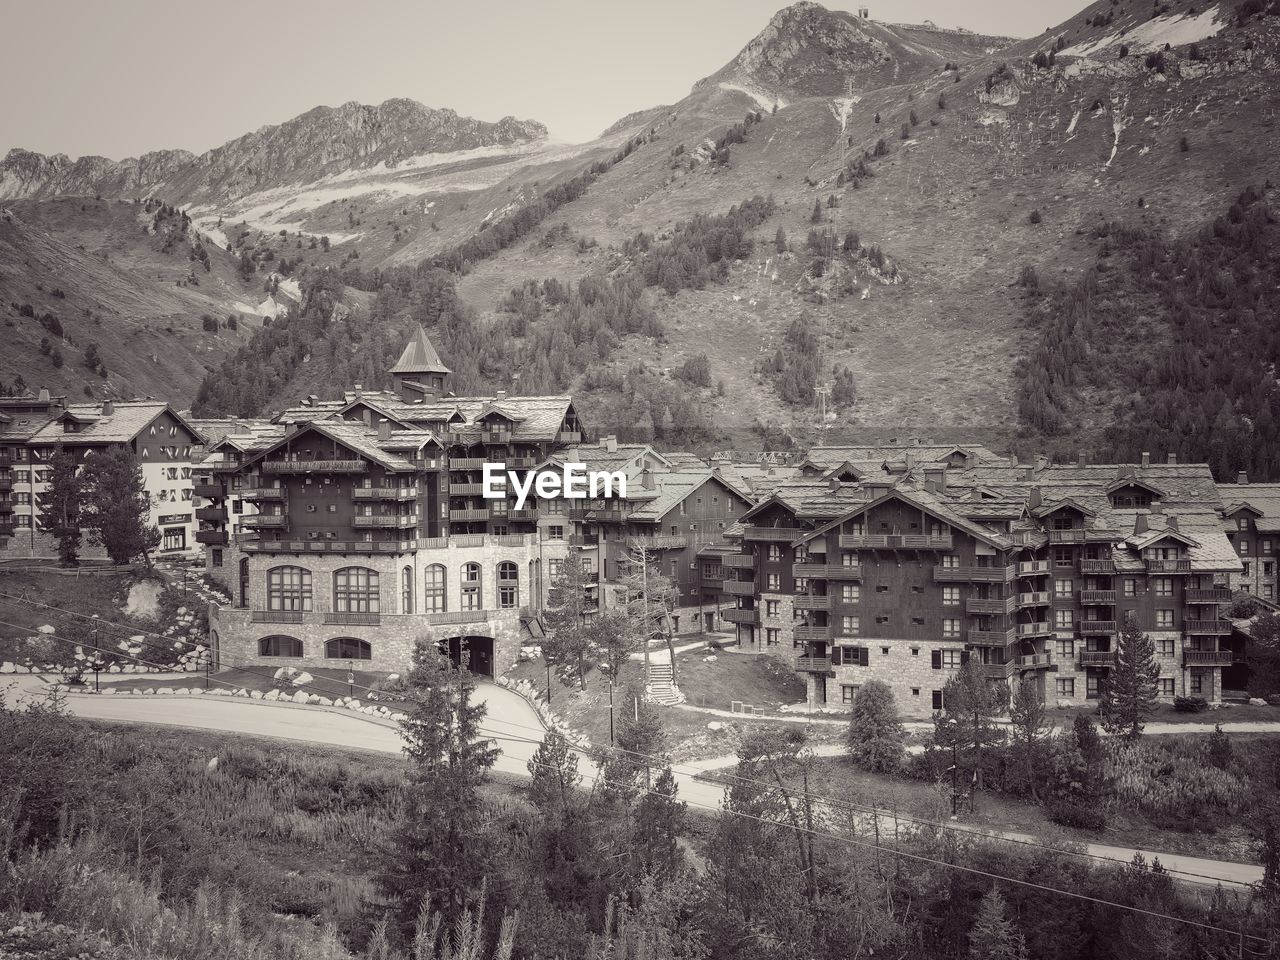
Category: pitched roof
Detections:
[
  {"x1": 626, "y1": 471, "x2": 753, "y2": 522},
  {"x1": 28, "y1": 402, "x2": 201, "y2": 446},
  {"x1": 389, "y1": 324, "x2": 451, "y2": 375}
]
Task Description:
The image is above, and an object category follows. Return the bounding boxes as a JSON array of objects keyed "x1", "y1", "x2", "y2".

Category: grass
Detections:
[
  {"x1": 1046, "y1": 702, "x2": 1280, "y2": 727},
  {"x1": 0, "y1": 567, "x2": 134, "y2": 643},
  {"x1": 675, "y1": 647, "x2": 807, "y2": 712}
]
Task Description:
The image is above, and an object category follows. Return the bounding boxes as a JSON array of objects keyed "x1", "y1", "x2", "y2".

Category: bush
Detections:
[
  {"x1": 1029, "y1": 209, "x2": 1043, "y2": 225},
  {"x1": 1047, "y1": 801, "x2": 1107, "y2": 831},
  {"x1": 1173, "y1": 696, "x2": 1209, "y2": 713}
]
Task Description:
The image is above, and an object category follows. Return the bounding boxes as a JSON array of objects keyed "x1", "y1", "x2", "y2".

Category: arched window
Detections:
[
  {"x1": 258, "y1": 635, "x2": 303, "y2": 658},
  {"x1": 498, "y1": 561, "x2": 519, "y2": 609},
  {"x1": 461, "y1": 562, "x2": 482, "y2": 611},
  {"x1": 267, "y1": 565, "x2": 312, "y2": 611},
  {"x1": 424, "y1": 564, "x2": 447, "y2": 614},
  {"x1": 325, "y1": 637, "x2": 372, "y2": 660},
  {"x1": 334, "y1": 567, "x2": 379, "y2": 613},
  {"x1": 401, "y1": 565, "x2": 414, "y2": 614}
]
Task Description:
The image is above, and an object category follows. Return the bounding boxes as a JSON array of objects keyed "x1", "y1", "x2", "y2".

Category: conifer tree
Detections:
[
  {"x1": 79, "y1": 447, "x2": 158, "y2": 567},
  {"x1": 44, "y1": 446, "x2": 82, "y2": 566},
  {"x1": 969, "y1": 888, "x2": 1029, "y2": 960},
  {"x1": 632, "y1": 765, "x2": 685, "y2": 880},
  {"x1": 1099, "y1": 614, "x2": 1161, "y2": 738},
  {"x1": 846, "y1": 679, "x2": 905, "y2": 773},
  {"x1": 543, "y1": 547, "x2": 591, "y2": 692}
]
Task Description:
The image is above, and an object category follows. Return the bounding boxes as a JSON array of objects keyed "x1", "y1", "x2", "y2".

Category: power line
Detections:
[{"x1": 0, "y1": 590, "x2": 1262, "y2": 889}]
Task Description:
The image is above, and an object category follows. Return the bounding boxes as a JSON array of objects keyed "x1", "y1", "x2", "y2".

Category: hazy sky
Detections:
[{"x1": 4, "y1": 0, "x2": 1083, "y2": 158}]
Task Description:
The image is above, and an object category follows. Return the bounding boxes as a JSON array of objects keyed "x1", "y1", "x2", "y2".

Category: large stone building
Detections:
[
  {"x1": 0, "y1": 392, "x2": 205, "y2": 559},
  {"x1": 704, "y1": 445, "x2": 1243, "y2": 716},
  {"x1": 1217, "y1": 473, "x2": 1280, "y2": 601}
]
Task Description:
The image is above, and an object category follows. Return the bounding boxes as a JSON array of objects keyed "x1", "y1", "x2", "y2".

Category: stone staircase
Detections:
[{"x1": 644, "y1": 661, "x2": 684, "y2": 706}]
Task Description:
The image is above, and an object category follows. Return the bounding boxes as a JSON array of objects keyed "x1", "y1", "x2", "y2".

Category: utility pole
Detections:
[{"x1": 641, "y1": 544, "x2": 651, "y2": 681}]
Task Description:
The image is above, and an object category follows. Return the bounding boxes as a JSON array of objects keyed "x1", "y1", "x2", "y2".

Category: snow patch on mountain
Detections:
[
  {"x1": 718, "y1": 81, "x2": 787, "y2": 112},
  {"x1": 1062, "y1": 6, "x2": 1223, "y2": 57}
]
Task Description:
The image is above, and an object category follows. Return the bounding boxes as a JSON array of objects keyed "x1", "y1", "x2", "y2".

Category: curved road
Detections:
[{"x1": 6, "y1": 676, "x2": 1263, "y2": 889}]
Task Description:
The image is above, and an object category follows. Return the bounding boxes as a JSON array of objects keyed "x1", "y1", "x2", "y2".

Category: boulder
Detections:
[
  {"x1": 707, "y1": 721, "x2": 724, "y2": 732},
  {"x1": 173, "y1": 688, "x2": 190, "y2": 696},
  {"x1": 37, "y1": 624, "x2": 55, "y2": 635},
  {"x1": 156, "y1": 688, "x2": 173, "y2": 696},
  {"x1": 101, "y1": 688, "x2": 115, "y2": 696},
  {"x1": 1250, "y1": 697, "x2": 1268, "y2": 706},
  {"x1": 317, "y1": 696, "x2": 333, "y2": 707},
  {"x1": 292, "y1": 690, "x2": 309, "y2": 704},
  {"x1": 249, "y1": 690, "x2": 264, "y2": 700},
  {"x1": 0, "y1": 663, "x2": 14, "y2": 674},
  {"x1": 292, "y1": 671, "x2": 314, "y2": 687},
  {"x1": 141, "y1": 688, "x2": 155, "y2": 695}
]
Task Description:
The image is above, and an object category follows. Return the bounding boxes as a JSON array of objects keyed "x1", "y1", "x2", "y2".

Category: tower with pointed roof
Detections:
[{"x1": 389, "y1": 324, "x2": 451, "y2": 402}]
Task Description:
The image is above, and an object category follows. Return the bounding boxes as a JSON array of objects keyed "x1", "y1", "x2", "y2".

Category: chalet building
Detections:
[
  {"x1": 0, "y1": 392, "x2": 205, "y2": 559},
  {"x1": 710, "y1": 449, "x2": 1242, "y2": 717},
  {"x1": 1217, "y1": 473, "x2": 1280, "y2": 601}
]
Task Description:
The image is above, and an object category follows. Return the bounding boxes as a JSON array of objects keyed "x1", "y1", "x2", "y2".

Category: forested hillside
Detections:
[{"x1": 1017, "y1": 185, "x2": 1280, "y2": 479}]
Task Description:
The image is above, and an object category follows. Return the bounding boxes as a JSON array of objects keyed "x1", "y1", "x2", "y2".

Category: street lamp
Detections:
[{"x1": 88, "y1": 656, "x2": 105, "y2": 693}]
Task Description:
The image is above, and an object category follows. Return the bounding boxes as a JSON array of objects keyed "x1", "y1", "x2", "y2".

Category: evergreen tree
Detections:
[
  {"x1": 528, "y1": 730, "x2": 581, "y2": 813},
  {"x1": 969, "y1": 888, "x2": 1029, "y2": 960},
  {"x1": 774, "y1": 226, "x2": 787, "y2": 253},
  {"x1": 631, "y1": 765, "x2": 685, "y2": 880},
  {"x1": 618, "y1": 543, "x2": 680, "y2": 681},
  {"x1": 936, "y1": 659, "x2": 1009, "y2": 806},
  {"x1": 1098, "y1": 614, "x2": 1161, "y2": 739},
  {"x1": 79, "y1": 447, "x2": 158, "y2": 567},
  {"x1": 542, "y1": 547, "x2": 591, "y2": 691},
  {"x1": 1009, "y1": 677, "x2": 1050, "y2": 800},
  {"x1": 44, "y1": 446, "x2": 82, "y2": 566},
  {"x1": 846, "y1": 679, "x2": 905, "y2": 773},
  {"x1": 377, "y1": 641, "x2": 499, "y2": 935},
  {"x1": 810, "y1": 199, "x2": 823, "y2": 223}
]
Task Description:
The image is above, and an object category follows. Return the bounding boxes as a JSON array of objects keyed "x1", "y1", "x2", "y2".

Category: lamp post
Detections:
[{"x1": 89, "y1": 656, "x2": 104, "y2": 693}]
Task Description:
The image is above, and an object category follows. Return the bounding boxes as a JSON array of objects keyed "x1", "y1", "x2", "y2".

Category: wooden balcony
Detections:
[
  {"x1": 794, "y1": 562, "x2": 862, "y2": 579},
  {"x1": 837, "y1": 533, "x2": 953, "y2": 550},
  {"x1": 720, "y1": 580, "x2": 755, "y2": 596},
  {"x1": 193, "y1": 481, "x2": 225, "y2": 498},
  {"x1": 508, "y1": 509, "x2": 538, "y2": 523},
  {"x1": 934, "y1": 565, "x2": 1016, "y2": 583},
  {"x1": 410, "y1": 458, "x2": 442, "y2": 471},
  {"x1": 556, "y1": 430, "x2": 583, "y2": 443},
  {"x1": 1078, "y1": 620, "x2": 1117, "y2": 635},
  {"x1": 195, "y1": 529, "x2": 229, "y2": 545},
  {"x1": 251, "y1": 609, "x2": 304, "y2": 624},
  {"x1": 1016, "y1": 622, "x2": 1054, "y2": 638},
  {"x1": 1017, "y1": 560, "x2": 1050, "y2": 576},
  {"x1": 1186, "y1": 588, "x2": 1232, "y2": 603},
  {"x1": 1079, "y1": 559, "x2": 1115, "y2": 575},
  {"x1": 794, "y1": 595, "x2": 831, "y2": 611},
  {"x1": 743, "y1": 526, "x2": 799, "y2": 542},
  {"x1": 1183, "y1": 649, "x2": 1233, "y2": 666},
  {"x1": 323, "y1": 611, "x2": 381, "y2": 626},
  {"x1": 967, "y1": 628, "x2": 1016, "y2": 646},
  {"x1": 979, "y1": 661, "x2": 1016, "y2": 680},
  {"x1": 1146, "y1": 558, "x2": 1192, "y2": 573},
  {"x1": 427, "y1": 610, "x2": 490, "y2": 625},
  {"x1": 353, "y1": 515, "x2": 418, "y2": 529},
  {"x1": 239, "y1": 538, "x2": 415, "y2": 555},
  {"x1": 1018, "y1": 652, "x2": 1055, "y2": 670},
  {"x1": 448, "y1": 483, "x2": 485, "y2": 496},
  {"x1": 722, "y1": 608, "x2": 759, "y2": 625},
  {"x1": 1079, "y1": 650, "x2": 1115, "y2": 667},
  {"x1": 1047, "y1": 529, "x2": 1086, "y2": 543},
  {"x1": 967, "y1": 596, "x2": 1016, "y2": 615},
  {"x1": 568, "y1": 534, "x2": 598, "y2": 548},
  {"x1": 631, "y1": 535, "x2": 689, "y2": 550},
  {"x1": 1184, "y1": 619, "x2": 1230, "y2": 635},
  {"x1": 1080, "y1": 590, "x2": 1117, "y2": 605},
  {"x1": 482, "y1": 429, "x2": 512, "y2": 445},
  {"x1": 262, "y1": 459, "x2": 365, "y2": 474},
  {"x1": 793, "y1": 625, "x2": 831, "y2": 641},
  {"x1": 450, "y1": 509, "x2": 490, "y2": 522},
  {"x1": 721, "y1": 554, "x2": 755, "y2": 569},
  {"x1": 241, "y1": 485, "x2": 286, "y2": 500},
  {"x1": 449, "y1": 458, "x2": 487, "y2": 470},
  {"x1": 795, "y1": 656, "x2": 834, "y2": 674},
  {"x1": 1017, "y1": 591, "x2": 1051, "y2": 607},
  {"x1": 195, "y1": 506, "x2": 226, "y2": 523},
  {"x1": 353, "y1": 487, "x2": 417, "y2": 501},
  {"x1": 245, "y1": 514, "x2": 288, "y2": 528}
]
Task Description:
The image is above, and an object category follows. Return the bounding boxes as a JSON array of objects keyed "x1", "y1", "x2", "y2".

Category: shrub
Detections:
[
  {"x1": 1047, "y1": 801, "x2": 1107, "y2": 830},
  {"x1": 1173, "y1": 696, "x2": 1209, "y2": 713},
  {"x1": 1106, "y1": 737, "x2": 1251, "y2": 826},
  {"x1": 1029, "y1": 209, "x2": 1043, "y2": 225}
]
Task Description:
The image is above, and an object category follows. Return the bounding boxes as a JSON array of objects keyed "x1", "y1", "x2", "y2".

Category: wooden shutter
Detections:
[
  {"x1": 931, "y1": 649, "x2": 942, "y2": 669},
  {"x1": 858, "y1": 647, "x2": 870, "y2": 667}
]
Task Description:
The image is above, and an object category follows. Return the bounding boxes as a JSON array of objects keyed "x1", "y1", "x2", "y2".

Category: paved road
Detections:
[{"x1": 9, "y1": 676, "x2": 1263, "y2": 888}]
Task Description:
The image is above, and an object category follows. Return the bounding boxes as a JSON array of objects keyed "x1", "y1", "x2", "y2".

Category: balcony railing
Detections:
[
  {"x1": 793, "y1": 561, "x2": 863, "y2": 579},
  {"x1": 509, "y1": 509, "x2": 538, "y2": 523},
  {"x1": 1079, "y1": 650, "x2": 1115, "y2": 667},
  {"x1": 1019, "y1": 652, "x2": 1055, "y2": 669},
  {"x1": 241, "y1": 485, "x2": 286, "y2": 500},
  {"x1": 967, "y1": 628, "x2": 1016, "y2": 645},
  {"x1": 1047, "y1": 529, "x2": 1086, "y2": 543},
  {"x1": 353, "y1": 488, "x2": 417, "y2": 501},
  {"x1": 353, "y1": 515, "x2": 418, "y2": 529},
  {"x1": 427, "y1": 610, "x2": 490, "y2": 625},
  {"x1": 1016, "y1": 622, "x2": 1054, "y2": 638},
  {"x1": 838, "y1": 533, "x2": 952, "y2": 549},
  {"x1": 795, "y1": 656, "x2": 834, "y2": 674},
  {"x1": 195, "y1": 506, "x2": 226, "y2": 523},
  {"x1": 449, "y1": 458, "x2": 487, "y2": 470},
  {"x1": 482, "y1": 429, "x2": 512, "y2": 445},
  {"x1": 193, "y1": 481, "x2": 224, "y2": 498},
  {"x1": 721, "y1": 608, "x2": 759, "y2": 625},
  {"x1": 1017, "y1": 560, "x2": 1050, "y2": 576},
  {"x1": 195, "y1": 529, "x2": 229, "y2": 545},
  {"x1": 557, "y1": 430, "x2": 583, "y2": 444},
  {"x1": 251, "y1": 609, "x2": 304, "y2": 624},
  {"x1": 1080, "y1": 590, "x2": 1117, "y2": 604},
  {"x1": 1146, "y1": 558, "x2": 1192, "y2": 573},
  {"x1": 794, "y1": 595, "x2": 831, "y2": 611},
  {"x1": 245, "y1": 514, "x2": 288, "y2": 528},
  {"x1": 721, "y1": 554, "x2": 755, "y2": 569},
  {"x1": 1183, "y1": 649, "x2": 1233, "y2": 666},
  {"x1": 967, "y1": 596, "x2": 1016, "y2": 615},
  {"x1": 743, "y1": 526, "x2": 799, "y2": 542},
  {"x1": 262, "y1": 459, "x2": 366, "y2": 474},
  {"x1": 1186, "y1": 588, "x2": 1232, "y2": 603},
  {"x1": 568, "y1": 535, "x2": 598, "y2": 547},
  {"x1": 979, "y1": 661, "x2": 1016, "y2": 680},
  {"x1": 721, "y1": 580, "x2": 755, "y2": 596},
  {"x1": 1079, "y1": 559, "x2": 1116, "y2": 575},
  {"x1": 1017, "y1": 591, "x2": 1051, "y2": 607},
  {"x1": 449, "y1": 483, "x2": 485, "y2": 496},
  {"x1": 239, "y1": 538, "x2": 416, "y2": 554},
  {"x1": 630, "y1": 535, "x2": 689, "y2": 550},
  {"x1": 1184, "y1": 619, "x2": 1230, "y2": 635},
  {"x1": 324, "y1": 612, "x2": 381, "y2": 626},
  {"x1": 411, "y1": 458, "x2": 442, "y2": 471},
  {"x1": 1078, "y1": 620, "x2": 1117, "y2": 635},
  {"x1": 934, "y1": 565, "x2": 1016, "y2": 583},
  {"x1": 793, "y1": 625, "x2": 831, "y2": 641},
  {"x1": 450, "y1": 509, "x2": 490, "y2": 522}
]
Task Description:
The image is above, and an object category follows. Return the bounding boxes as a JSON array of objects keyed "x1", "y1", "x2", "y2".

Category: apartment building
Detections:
[
  {"x1": 0, "y1": 392, "x2": 205, "y2": 559},
  {"x1": 709, "y1": 448, "x2": 1242, "y2": 717},
  {"x1": 1217, "y1": 473, "x2": 1280, "y2": 600}
]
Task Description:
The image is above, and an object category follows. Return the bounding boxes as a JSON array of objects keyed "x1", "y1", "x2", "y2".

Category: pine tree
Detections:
[
  {"x1": 968, "y1": 888, "x2": 1028, "y2": 960},
  {"x1": 79, "y1": 447, "x2": 158, "y2": 567},
  {"x1": 810, "y1": 199, "x2": 823, "y2": 223},
  {"x1": 377, "y1": 641, "x2": 499, "y2": 935},
  {"x1": 618, "y1": 543, "x2": 680, "y2": 681},
  {"x1": 936, "y1": 659, "x2": 1009, "y2": 805},
  {"x1": 846, "y1": 680, "x2": 905, "y2": 773},
  {"x1": 528, "y1": 730, "x2": 581, "y2": 813},
  {"x1": 44, "y1": 446, "x2": 82, "y2": 566},
  {"x1": 1098, "y1": 614, "x2": 1161, "y2": 739},
  {"x1": 774, "y1": 226, "x2": 787, "y2": 253},
  {"x1": 632, "y1": 765, "x2": 685, "y2": 879},
  {"x1": 1009, "y1": 677, "x2": 1050, "y2": 800},
  {"x1": 542, "y1": 546, "x2": 591, "y2": 692}
]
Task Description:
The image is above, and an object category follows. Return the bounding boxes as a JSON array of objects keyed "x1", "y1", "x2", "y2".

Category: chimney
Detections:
[
  {"x1": 496, "y1": 389, "x2": 506, "y2": 400},
  {"x1": 101, "y1": 400, "x2": 114, "y2": 417},
  {"x1": 353, "y1": 383, "x2": 362, "y2": 392},
  {"x1": 1141, "y1": 451, "x2": 1150, "y2": 467},
  {"x1": 377, "y1": 418, "x2": 391, "y2": 441},
  {"x1": 1028, "y1": 487, "x2": 1042, "y2": 510},
  {"x1": 1167, "y1": 515, "x2": 1179, "y2": 532},
  {"x1": 604, "y1": 435, "x2": 617, "y2": 453},
  {"x1": 923, "y1": 466, "x2": 947, "y2": 491},
  {"x1": 828, "y1": 477, "x2": 841, "y2": 493},
  {"x1": 641, "y1": 470, "x2": 655, "y2": 490},
  {"x1": 1238, "y1": 470, "x2": 1249, "y2": 485},
  {"x1": 1077, "y1": 452, "x2": 1086, "y2": 467},
  {"x1": 38, "y1": 387, "x2": 50, "y2": 402},
  {"x1": 1167, "y1": 452, "x2": 1178, "y2": 465},
  {"x1": 1134, "y1": 513, "x2": 1149, "y2": 534}
]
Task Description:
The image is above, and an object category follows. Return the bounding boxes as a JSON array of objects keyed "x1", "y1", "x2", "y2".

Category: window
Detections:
[
  {"x1": 765, "y1": 600, "x2": 779, "y2": 618},
  {"x1": 1086, "y1": 674, "x2": 1102, "y2": 699},
  {"x1": 1267, "y1": 585, "x2": 1276, "y2": 601},
  {"x1": 881, "y1": 646, "x2": 890, "y2": 655},
  {"x1": 841, "y1": 584, "x2": 860, "y2": 603},
  {"x1": 932, "y1": 690, "x2": 943, "y2": 710},
  {"x1": 1153, "y1": 577, "x2": 1173, "y2": 598},
  {"x1": 334, "y1": 567, "x2": 379, "y2": 613},
  {"x1": 1159, "y1": 678, "x2": 1175, "y2": 697},
  {"x1": 547, "y1": 558, "x2": 563, "y2": 581},
  {"x1": 1244, "y1": 562, "x2": 1252, "y2": 577},
  {"x1": 267, "y1": 566, "x2": 312, "y2": 611},
  {"x1": 875, "y1": 615, "x2": 890, "y2": 625},
  {"x1": 941, "y1": 554, "x2": 959, "y2": 569},
  {"x1": 1265, "y1": 539, "x2": 1274, "y2": 555},
  {"x1": 1055, "y1": 637, "x2": 1074, "y2": 657},
  {"x1": 836, "y1": 646, "x2": 870, "y2": 666},
  {"x1": 1054, "y1": 578, "x2": 1073, "y2": 597},
  {"x1": 162, "y1": 528, "x2": 186, "y2": 551},
  {"x1": 547, "y1": 525, "x2": 565, "y2": 540},
  {"x1": 841, "y1": 685, "x2": 856, "y2": 704},
  {"x1": 325, "y1": 637, "x2": 372, "y2": 660},
  {"x1": 211, "y1": 548, "x2": 223, "y2": 568},
  {"x1": 498, "y1": 561, "x2": 519, "y2": 609},
  {"x1": 1122, "y1": 578, "x2": 1137, "y2": 597},
  {"x1": 765, "y1": 628, "x2": 780, "y2": 646},
  {"x1": 1056, "y1": 678, "x2": 1075, "y2": 697},
  {"x1": 841, "y1": 551, "x2": 859, "y2": 568},
  {"x1": 1054, "y1": 609, "x2": 1073, "y2": 629},
  {"x1": 461, "y1": 562, "x2": 483, "y2": 611},
  {"x1": 1189, "y1": 669, "x2": 1203, "y2": 695},
  {"x1": 423, "y1": 565, "x2": 447, "y2": 613},
  {"x1": 1158, "y1": 638, "x2": 1175, "y2": 656},
  {"x1": 258, "y1": 635, "x2": 303, "y2": 658},
  {"x1": 1238, "y1": 517, "x2": 1250, "y2": 531},
  {"x1": 942, "y1": 586, "x2": 960, "y2": 605},
  {"x1": 939, "y1": 649, "x2": 962, "y2": 668},
  {"x1": 1054, "y1": 548, "x2": 1073, "y2": 568},
  {"x1": 911, "y1": 616, "x2": 925, "y2": 626},
  {"x1": 941, "y1": 618, "x2": 960, "y2": 638},
  {"x1": 840, "y1": 615, "x2": 860, "y2": 636},
  {"x1": 767, "y1": 544, "x2": 782, "y2": 562},
  {"x1": 401, "y1": 566, "x2": 414, "y2": 614},
  {"x1": 1156, "y1": 609, "x2": 1174, "y2": 629}
]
